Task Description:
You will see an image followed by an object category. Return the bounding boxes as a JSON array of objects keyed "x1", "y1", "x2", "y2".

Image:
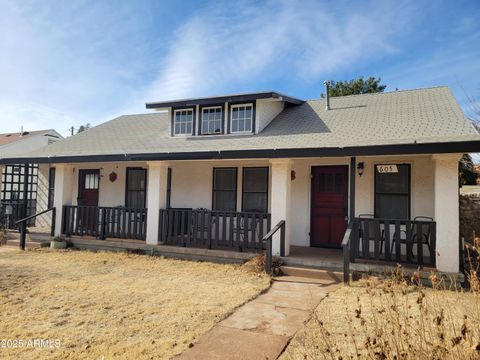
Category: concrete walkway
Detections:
[{"x1": 177, "y1": 272, "x2": 342, "y2": 360}]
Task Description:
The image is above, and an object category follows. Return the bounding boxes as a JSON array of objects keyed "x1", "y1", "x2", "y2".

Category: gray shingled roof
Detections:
[{"x1": 5, "y1": 86, "x2": 480, "y2": 161}]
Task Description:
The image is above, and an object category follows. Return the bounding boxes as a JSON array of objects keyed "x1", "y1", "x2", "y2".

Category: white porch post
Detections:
[
  {"x1": 146, "y1": 161, "x2": 169, "y2": 245},
  {"x1": 433, "y1": 154, "x2": 462, "y2": 273},
  {"x1": 269, "y1": 159, "x2": 292, "y2": 256},
  {"x1": 53, "y1": 164, "x2": 74, "y2": 236}
]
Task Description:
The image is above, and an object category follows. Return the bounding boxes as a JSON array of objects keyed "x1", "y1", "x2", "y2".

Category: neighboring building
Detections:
[
  {"x1": 0, "y1": 129, "x2": 62, "y2": 228},
  {"x1": 2, "y1": 87, "x2": 480, "y2": 276}
]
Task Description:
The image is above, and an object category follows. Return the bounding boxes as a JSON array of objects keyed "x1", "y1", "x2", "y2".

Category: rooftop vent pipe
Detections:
[{"x1": 324, "y1": 80, "x2": 331, "y2": 110}]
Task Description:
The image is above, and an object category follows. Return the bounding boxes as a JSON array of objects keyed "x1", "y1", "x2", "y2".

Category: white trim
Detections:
[
  {"x1": 173, "y1": 108, "x2": 194, "y2": 136},
  {"x1": 230, "y1": 103, "x2": 254, "y2": 134},
  {"x1": 201, "y1": 106, "x2": 223, "y2": 135}
]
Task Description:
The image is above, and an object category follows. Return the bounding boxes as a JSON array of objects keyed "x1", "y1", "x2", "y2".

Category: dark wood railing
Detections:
[
  {"x1": 343, "y1": 217, "x2": 437, "y2": 282},
  {"x1": 341, "y1": 220, "x2": 355, "y2": 283},
  {"x1": 62, "y1": 205, "x2": 147, "y2": 240},
  {"x1": 158, "y1": 208, "x2": 271, "y2": 251},
  {"x1": 262, "y1": 220, "x2": 285, "y2": 274}
]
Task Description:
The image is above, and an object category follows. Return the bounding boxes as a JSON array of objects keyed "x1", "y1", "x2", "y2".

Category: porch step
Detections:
[
  {"x1": 279, "y1": 266, "x2": 342, "y2": 282},
  {"x1": 5, "y1": 231, "x2": 51, "y2": 244},
  {"x1": 5, "y1": 239, "x2": 46, "y2": 249}
]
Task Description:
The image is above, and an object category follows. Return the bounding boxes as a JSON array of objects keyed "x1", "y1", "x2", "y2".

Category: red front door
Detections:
[
  {"x1": 78, "y1": 170, "x2": 100, "y2": 235},
  {"x1": 310, "y1": 166, "x2": 348, "y2": 248},
  {"x1": 78, "y1": 169, "x2": 100, "y2": 206}
]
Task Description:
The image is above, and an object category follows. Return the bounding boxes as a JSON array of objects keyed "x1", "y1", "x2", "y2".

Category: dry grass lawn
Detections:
[
  {"x1": 0, "y1": 249, "x2": 270, "y2": 359},
  {"x1": 282, "y1": 275, "x2": 480, "y2": 360}
]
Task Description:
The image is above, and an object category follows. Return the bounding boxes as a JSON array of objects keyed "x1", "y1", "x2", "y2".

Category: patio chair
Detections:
[
  {"x1": 358, "y1": 214, "x2": 379, "y2": 255},
  {"x1": 390, "y1": 216, "x2": 433, "y2": 258}
]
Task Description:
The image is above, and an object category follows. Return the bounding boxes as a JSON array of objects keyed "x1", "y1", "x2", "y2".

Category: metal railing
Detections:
[
  {"x1": 262, "y1": 220, "x2": 285, "y2": 274},
  {"x1": 15, "y1": 207, "x2": 56, "y2": 250}
]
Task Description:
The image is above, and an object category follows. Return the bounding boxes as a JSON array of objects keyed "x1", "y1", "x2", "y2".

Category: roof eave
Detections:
[
  {"x1": 2, "y1": 140, "x2": 479, "y2": 165},
  {"x1": 145, "y1": 91, "x2": 304, "y2": 109}
]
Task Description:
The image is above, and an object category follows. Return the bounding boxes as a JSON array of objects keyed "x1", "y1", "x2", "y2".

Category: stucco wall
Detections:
[
  {"x1": 170, "y1": 159, "x2": 271, "y2": 211},
  {"x1": 57, "y1": 155, "x2": 435, "y2": 243},
  {"x1": 290, "y1": 155, "x2": 435, "y2": 247},
  {"x1": 290, "y1": 157, "x2": 351, "y2": 247},
  {"x1": 36, "y1": 164, "x2": 52, "y2": 228},
  {"x1": 68, "y1": 161, "x2": 147, "y2": 207}
]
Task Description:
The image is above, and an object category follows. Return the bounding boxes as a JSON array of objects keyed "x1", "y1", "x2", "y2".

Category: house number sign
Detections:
[{"x1": 377, "y1": 165, "x2": 398, "y2": 173}]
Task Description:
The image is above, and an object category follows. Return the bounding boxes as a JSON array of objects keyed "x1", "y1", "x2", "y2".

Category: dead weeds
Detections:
[{"x1": 282, "y1": 271, "x2": 480, "y2": 360}]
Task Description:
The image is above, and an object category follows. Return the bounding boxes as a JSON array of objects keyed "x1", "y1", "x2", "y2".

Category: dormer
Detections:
[{"x1": 145, "y1": 91, "x2": 304, "y2": 137}]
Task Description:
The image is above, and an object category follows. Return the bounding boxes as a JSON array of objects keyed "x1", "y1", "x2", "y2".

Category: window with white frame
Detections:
[
  {"x1": 201, "y1": 106, "x2": 223, "y2": 134},
  {"x1": 230, "y1": 104, "x2": 253, "y2": 133},
  {"x1": 173, "y1": 109, "x2": 194, "y2": 135}
]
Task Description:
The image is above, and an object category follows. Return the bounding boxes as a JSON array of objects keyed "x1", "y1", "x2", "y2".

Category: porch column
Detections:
[
  {"x1": 53, "y1": 164, "x2": 74, "y2": 236},
  {"x1": 433, "y1": 154, "x2": 462, "y2": 273},
  {"x1": 146, "y1": 161, "x2": 169, "y2": 245},
  {"x1": 269, "y1": 159, "x2": 292, "y2": 256}
]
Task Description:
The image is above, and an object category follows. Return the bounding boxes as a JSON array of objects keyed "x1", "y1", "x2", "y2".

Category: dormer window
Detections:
[
  {"x1": 173, "y1": 108, "x2": 194, "y2": 135},
  {"x1": 201, "y1": 106, "x2": 223, "y2": 135},
  {"x1": 231, "y1": 104, "x2": 253, "y2": 133}
]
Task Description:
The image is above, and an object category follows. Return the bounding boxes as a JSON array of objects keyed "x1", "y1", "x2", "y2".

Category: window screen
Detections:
[
  {"x1": 125, "y1": 168, "x2": 147, "y2": 209},
  {"x1": 212, "y1": 168, "x2": 237, "y2": 211},
  {"x1": 374, "y1": 164, "x2": 410, "y2": 219},
  {"x1": 242, "y1": 167, "x2": 268, "y2": 213}
]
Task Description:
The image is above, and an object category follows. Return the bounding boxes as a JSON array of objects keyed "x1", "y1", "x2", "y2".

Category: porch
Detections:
[
  {"x1": 58, "y1": 205, "x2": 436, "y2": 269},
  {"x1": 28, "y1": 152, "x2": 459, "y2": 274}
]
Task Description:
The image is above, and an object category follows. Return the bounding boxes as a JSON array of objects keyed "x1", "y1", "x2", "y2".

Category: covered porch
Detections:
[{"x1": 42, "y1": 153, "x2": 461, "y2": 274}]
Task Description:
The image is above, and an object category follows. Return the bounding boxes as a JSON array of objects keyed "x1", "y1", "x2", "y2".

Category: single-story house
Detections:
[
  {"x1": 2, "y1": 86, "x2": 480, "y2": 275},
  {"x1": 0, "y1": 129, "x2": 62, "y2": 228}
]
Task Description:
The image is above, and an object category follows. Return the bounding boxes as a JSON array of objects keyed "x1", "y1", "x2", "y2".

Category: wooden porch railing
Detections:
[
  {"x1": 158, "y1": 208, "x2": 271, "y2": 251},
  {"x1": 62, "y1": 205, "x2": 147, "y2": 240},
  {"x1": 343, "y1": 217, "x2": 437, "y2": 283}
]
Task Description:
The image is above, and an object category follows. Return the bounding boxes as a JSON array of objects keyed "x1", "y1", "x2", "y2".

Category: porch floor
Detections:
[{"x1": 281, "y1": 246, "x2": 344, "y2": 271}]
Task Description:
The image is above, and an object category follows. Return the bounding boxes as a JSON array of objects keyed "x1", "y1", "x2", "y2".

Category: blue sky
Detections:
[{"x1": 0, "y1": 0, "x2": 479, "y2": 138}]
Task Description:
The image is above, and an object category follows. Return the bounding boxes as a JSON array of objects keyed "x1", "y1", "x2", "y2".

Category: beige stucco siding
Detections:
[
  {"x1": 36, "y1": 164, "x2": 52, "y2": 228},
  {"x1": 290, "y1": 155, "x2": 435, "y2": 247},
  {"x1": 170, "y1": 159, "x2": 272, "y2": 212},
  {"x1": 61, "y1": 155, "x2": 436, "y2": 246},
  {"x1": 355, "y1": 155, "x2": 435, "y2": 219},
  {"x1": 69, "y1": 162, "x2": 147, "y2": 207}
]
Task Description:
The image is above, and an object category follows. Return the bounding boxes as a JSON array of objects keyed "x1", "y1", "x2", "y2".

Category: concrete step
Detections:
[
  {"x1": 279, "y1": 266, "x2": 342, "y2": 282},
  {"x1": 5, "y1": 239, "x2": 47, "y2": 249}
]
